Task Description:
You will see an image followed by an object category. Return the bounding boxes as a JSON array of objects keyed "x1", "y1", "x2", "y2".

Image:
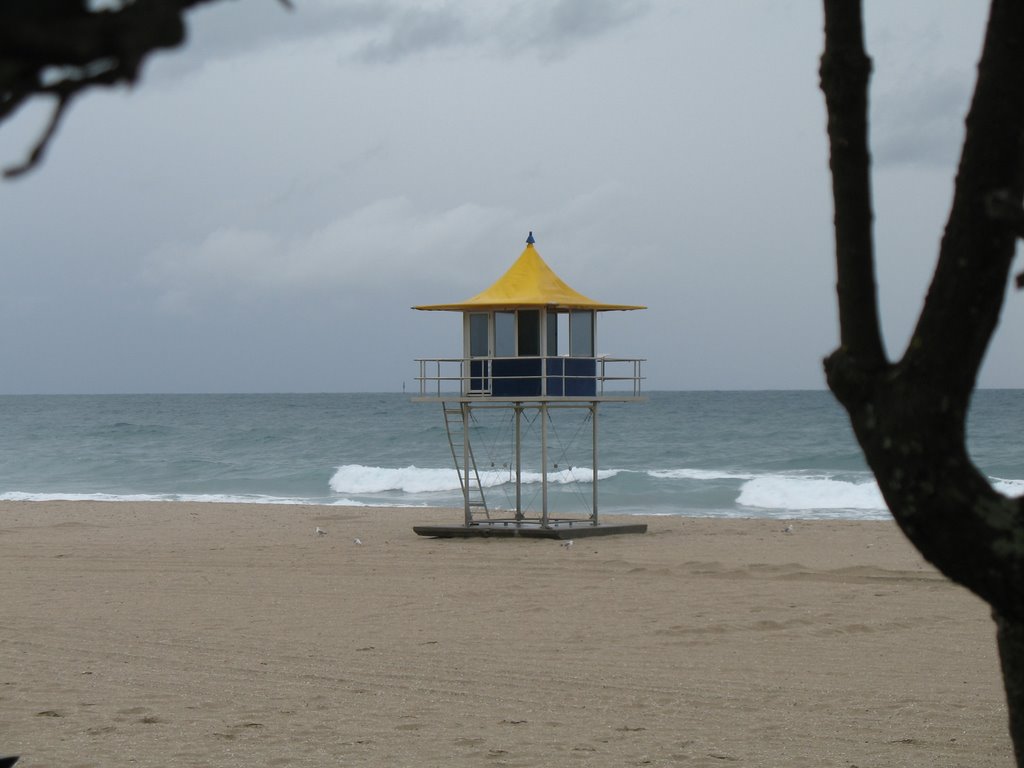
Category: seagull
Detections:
[
  {"x1": 561, "y1": 539, "x2": 574, "y2": 549},
  {"x1": 315, "y1": 527, "x2": 327, "y2": 536},
  {"x1": 353, "y1": 538, "x2": 363, "y2": 545},
  {"x1": 782, "y1": 525, "x2": 794, "y2": 534}
]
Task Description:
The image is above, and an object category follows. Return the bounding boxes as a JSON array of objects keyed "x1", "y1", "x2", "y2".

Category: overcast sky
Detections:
[{"x1": 0, "y1": 1, "x2": 1018, "y2": 394}]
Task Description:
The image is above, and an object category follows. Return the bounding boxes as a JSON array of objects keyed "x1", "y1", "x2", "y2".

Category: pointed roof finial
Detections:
[{"x1": 526, "y1": 231, "x2": 535, "y2": 245}]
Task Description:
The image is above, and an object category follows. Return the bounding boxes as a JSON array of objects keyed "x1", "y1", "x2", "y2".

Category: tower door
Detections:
[{"x1": 517, "y1": 310, "x2": 540, "y2": 356}]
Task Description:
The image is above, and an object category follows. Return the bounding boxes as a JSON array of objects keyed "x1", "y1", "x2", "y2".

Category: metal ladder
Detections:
[{"x1": 442, "y1": 404, "x2": 489, "y2": 520}]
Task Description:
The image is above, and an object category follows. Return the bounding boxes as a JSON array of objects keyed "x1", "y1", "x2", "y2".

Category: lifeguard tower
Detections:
[{"x1": 412, "y1": 233, "x2": 647, "y2": 538}]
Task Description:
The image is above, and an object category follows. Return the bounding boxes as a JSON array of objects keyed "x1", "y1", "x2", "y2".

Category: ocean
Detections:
[{"x1": 0, "y1": 390, "x2": 1021, "y2": 521}]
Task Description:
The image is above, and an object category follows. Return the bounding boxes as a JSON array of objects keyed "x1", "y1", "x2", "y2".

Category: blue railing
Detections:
[{"x1": 415, "y1": 356, "x2": 645, "y2": 400}]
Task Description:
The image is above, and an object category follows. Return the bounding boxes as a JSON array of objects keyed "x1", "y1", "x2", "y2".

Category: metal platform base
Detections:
[{"x1": 413, "y1": 519, "x2": 647, "y2": 540}]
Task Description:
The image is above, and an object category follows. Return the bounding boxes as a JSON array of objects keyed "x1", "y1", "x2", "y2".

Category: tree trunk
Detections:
[
  {"x1": 820, "y1": 1, "x2": 1024, "y2": 763},
  {"x1": 998, "y1": 613, "x2": 1024, "y2": 763}
]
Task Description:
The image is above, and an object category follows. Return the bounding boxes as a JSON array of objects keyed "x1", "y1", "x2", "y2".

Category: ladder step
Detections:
[{"x1": 441, "y1": 403, "x2": 488, "y2": 520}]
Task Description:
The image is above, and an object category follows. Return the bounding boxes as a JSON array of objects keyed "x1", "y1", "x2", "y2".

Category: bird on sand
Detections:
[
  {"x1": 561, "y1": 539, "x2": 574, "y2": 549},
  {"x1": 353, "y1": 537, "x2": 363, "y2": 545},
  {"x1": 315, "y1": 527, "x2": 327, "y2": 536}
]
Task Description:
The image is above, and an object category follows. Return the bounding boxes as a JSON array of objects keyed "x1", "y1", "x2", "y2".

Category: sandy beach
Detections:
[{"x1": 0, "y1": 501, "x2": 1012, "y2": 767}]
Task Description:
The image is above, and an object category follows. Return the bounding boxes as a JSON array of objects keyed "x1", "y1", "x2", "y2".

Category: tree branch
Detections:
[
  {"x1": 0, "y1": 0, "x2": 293, "y2": 179},
  {"x1": 906, "y1": 0, "x2": 1024, "y2": 391},
  {"x1": 819, "y1": 0, "x2": 887, "y2": 386},
  {"x1": 2, "y1": 91, "x2": 73, "y2": 179}
]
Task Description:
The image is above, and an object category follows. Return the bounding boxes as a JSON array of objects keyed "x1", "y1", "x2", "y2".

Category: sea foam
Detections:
[
  {"x1": 738, "y1": 473, "x2": 1024, "y2": 513},
  {"x1": 328, "y1": 464, "x2": 617, "y2": 495},
  {"x1": 992, "y1": 477, "x2": 1024, "y2": 498},
  {"x1": 736, "y1": 475, "x2": 886, "y2": 512},
  {"x1": 648, "y1": 468, "x2": 758, "y2": 481},
  {"x1": 0, "y1": 491, "x2": 374, "y2": 506}
]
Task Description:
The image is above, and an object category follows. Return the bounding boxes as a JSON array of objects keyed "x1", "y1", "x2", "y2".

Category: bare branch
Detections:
[
  {"x1": 906, "y1": 0, "x2": 1024, "y2": 389},
  {"x1": 0, "y1": 0, "x2": 288, "y2": 178},
  {"x1": 2, "y1": 92, "x2": 73, "y2": 179},
  {"x1": 819, "y1": 0, "x2": 887, "y2": 381}
]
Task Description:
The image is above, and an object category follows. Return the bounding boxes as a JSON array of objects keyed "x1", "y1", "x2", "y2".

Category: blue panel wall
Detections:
[
  {"x1": 565, "y1": 358, "x2": 597, "y2": 397},
  {"x1": 492, "y1": 358, "x2": 543, "y2": 397}
]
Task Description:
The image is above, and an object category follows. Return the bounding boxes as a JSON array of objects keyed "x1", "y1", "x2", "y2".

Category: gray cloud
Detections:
[
  {"x1": 501, "y1": 0, "x2": 650, "y2": 56},
  {"x1": 873, "y1": 75, "x2": 972, "y2": 167},
  {"x1": 356, "y1": 6, "x2": 470, "y2": 64},
  {"x1": 149, "y1": 0, "x2": 653, "y2": 81},
  {"x1": 142, "y1": 197, "x2": 518, "y2": 310}
]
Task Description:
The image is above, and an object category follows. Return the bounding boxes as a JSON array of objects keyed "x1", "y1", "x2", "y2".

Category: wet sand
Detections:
[{"x1": 0, "y1": 501, "x2": 1012, "y2": 767}]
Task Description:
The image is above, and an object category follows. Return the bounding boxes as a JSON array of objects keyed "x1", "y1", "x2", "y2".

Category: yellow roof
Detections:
[{"x1": 414, "y1": 239, "x2": 645, "y2": 312}]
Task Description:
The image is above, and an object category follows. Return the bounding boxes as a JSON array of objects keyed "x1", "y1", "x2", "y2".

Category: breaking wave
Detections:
[
  {"x1": 735, "y1": 475, "x2": 885, "y2": 512},
  {"x1": 328, "y1": 464, "x2": 618, "y2": 495}
]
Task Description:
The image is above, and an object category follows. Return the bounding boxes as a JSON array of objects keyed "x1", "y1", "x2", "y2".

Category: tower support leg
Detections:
[
  {"x1": 592, "y1": 402, "x2": 599, "y2": 525},
  {"x1": 541, "y1": 403, "x2": 549, "y2": 527},
  {"x1": 463, "y1": 402, "x2": 471, "y2": 526},
  {"x1": 515, "y1": 404, "x2": 523, "y2": 520}
]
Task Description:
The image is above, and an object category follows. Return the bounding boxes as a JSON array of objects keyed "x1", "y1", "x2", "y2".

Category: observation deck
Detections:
[{"x1": 414, "y1": 355, "x2": 645, "y2": 402}]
